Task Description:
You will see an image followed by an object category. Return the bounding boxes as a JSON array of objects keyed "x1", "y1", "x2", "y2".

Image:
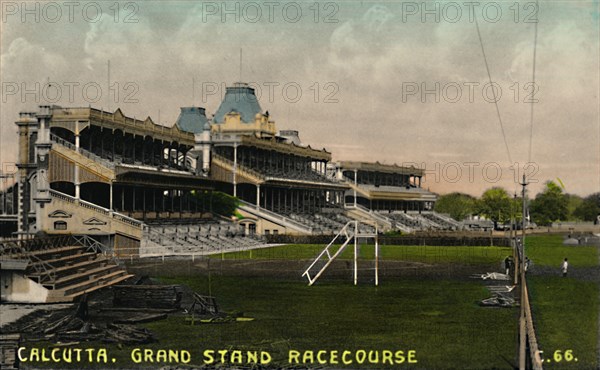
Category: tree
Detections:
[
  {"x1": 434, "y1": 192, "x2": 475, "y2": 221},
  {"x1": 510, "y1": 195, "x2": 523, "y2": 223},
  {"x1": 529, "y1": 181, "x2": 568, "y2": 226},
  {"x1": 564, "y1": 194, "x2": 583, "y2": 221},
  {"x1": 476, "y1": 187, "x2": 512, "y2": 229},
  {"x1": 191, "y1": 190, "x2": 239, "y2": 217},
  {"x1": 573, "y1": 192, "x2": 600, "y2": 222}
]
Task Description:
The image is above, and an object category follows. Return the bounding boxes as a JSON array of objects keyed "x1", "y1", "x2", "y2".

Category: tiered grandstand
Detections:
[
  {"x1": 0, "y1": 81, "x2": 459, "y2": 302},
  {"x1": 143, "y1": 220, "x2": 265, "y2": 256},
  {"x1": 0, "y1": 235, "x2": 132, "y2": 303}
]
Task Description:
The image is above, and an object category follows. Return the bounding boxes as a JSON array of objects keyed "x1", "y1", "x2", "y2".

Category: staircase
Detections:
[{"x1": 1, "y1": 235, "x2": 133, "y2": 303}]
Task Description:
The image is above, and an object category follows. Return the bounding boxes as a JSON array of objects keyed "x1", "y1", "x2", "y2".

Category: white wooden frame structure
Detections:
[{"x1": 302, "y1": 221, "x2": 379, "y2": 286}]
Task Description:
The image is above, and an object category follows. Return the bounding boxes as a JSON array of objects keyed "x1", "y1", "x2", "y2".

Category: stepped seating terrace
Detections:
[{"x1": 1, "y1": 235, "x2": 132, "y2": 302}]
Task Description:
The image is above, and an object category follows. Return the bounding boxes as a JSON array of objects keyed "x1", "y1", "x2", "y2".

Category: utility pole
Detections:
[
  {"x1": 519, "y1": 174, "x2": 528, "y2": 370},
  {"x1": 512, "y1": 192, "x2": 518, "y2": 285}
]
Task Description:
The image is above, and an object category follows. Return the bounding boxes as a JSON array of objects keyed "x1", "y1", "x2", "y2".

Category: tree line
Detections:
[{"x1": 434, "y1": 181, "x2": 600, "y2": 227}]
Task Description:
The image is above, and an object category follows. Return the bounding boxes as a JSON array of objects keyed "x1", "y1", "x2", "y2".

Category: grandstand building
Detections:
[
  {"x1": 0, "y1": 81, "x2": 455, "y2": 302},
  {"x1": 330, "y1": 161, "x2": 459, "y2": 232}
]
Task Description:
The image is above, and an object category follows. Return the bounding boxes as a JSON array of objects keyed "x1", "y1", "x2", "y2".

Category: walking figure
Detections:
[
  {"x1": 504, "y1": 256, "x2": 511, "y2": 275},
  {"x1": 561, "y1": 258, "x2": 568, "y2": 277},
  {"x1": 524, "y1": 257, "x2": 530, "y2": 272}
]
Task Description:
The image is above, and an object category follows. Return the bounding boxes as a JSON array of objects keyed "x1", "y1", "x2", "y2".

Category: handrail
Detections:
[
  {"x1": 212, "y1": 152, "x2": 335, "y2": 185},
  {"x1": 340, "y1": 174, "x2": 430, "y2": 193},
  {"x1": 211, "y1": 153, "x2": 265, "y2": 181},
  {"x1": 27, "y1": 253, "x2": 56, "y2": 283},
  {"x1": 346, "y1": 203, "x2": 393, "y2": 226},
  {"x1": 51, "y1": 133, "x2": 194, "y2": 175},
  {"x1": 0, "y1": 234, "x2": 72, "y2": 255},
  {"x1": 237, "y1": 199, "x2": 313, "y2": 232},
  {"x1": 432, "y1": 212, "x2": 462, "y2": 227},
  {"x1": 72, "y1": 234, "x2": 108, "y2": 254},
  {"x1": 50, "y1": 133, "x2": 116, "y2": 169},
  {"x1": 49, "y1": 189, "x2": 144, "y2": 228}
]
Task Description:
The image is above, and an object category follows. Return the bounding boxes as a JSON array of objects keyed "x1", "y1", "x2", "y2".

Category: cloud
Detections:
[{"x1": 0, "y1": 1, "x2": 597, "y2": 197}]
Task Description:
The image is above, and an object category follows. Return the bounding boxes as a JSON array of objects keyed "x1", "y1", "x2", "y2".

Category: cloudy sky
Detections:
[{"x1": 1, "y1": 0, "x2": 598, "y2": 197}]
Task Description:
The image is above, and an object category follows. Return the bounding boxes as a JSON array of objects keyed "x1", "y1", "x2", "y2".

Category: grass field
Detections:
[
  {"x1": 21, "y1": 236, "x2": 598, "y2": 369},
  {"x1": 130, "y1": 243, "x2": 520, "y2": 369},
  {"x1": 144, "y1": 275, "x2": 518, "y2": 369},
  {"x1": 524, "y1": 234, "x2": 599, "y2": 369},
  {"x1": 213, "y1": 243, "x2": 513, "y2": 265},
  {"x1": 528, "y1": 276, "x2": 598, "y2": 369},
  {"x1": 525, "y1": 234, "x2": 598, "y2": 268}
]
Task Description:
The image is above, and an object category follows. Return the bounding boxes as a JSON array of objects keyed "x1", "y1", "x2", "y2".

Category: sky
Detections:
[{"x1": 1, "y1": 0, "x2": 599, "y2": 197}]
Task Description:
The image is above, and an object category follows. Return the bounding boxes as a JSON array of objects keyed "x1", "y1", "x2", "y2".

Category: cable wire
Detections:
[{"x1": 474, "y1": 13, "x2": 513, "y2": 165}]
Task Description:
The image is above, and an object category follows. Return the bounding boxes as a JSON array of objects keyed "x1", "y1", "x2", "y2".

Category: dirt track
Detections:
[{"x1": 125, "y1": 258, "x2": 500, "y2": 282}]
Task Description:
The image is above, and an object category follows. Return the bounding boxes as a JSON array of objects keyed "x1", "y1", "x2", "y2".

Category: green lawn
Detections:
[
  {"x1": 525, "y1": 235, "x2": 598, "y2": 267},
  {"x1": 525, "y1": 234, "x2": 599, "y2": 369},
  {"x1": 25, "y1": 273, "x2": 519, "y2": 369},
  {"x1": 25, "y1": 238, "x2": 597, "y2": 369},
  {"x1": 213, "y1": 244, "x2": 512, "y2": 265},
  {"x1": 528, "y1": 276, "x2": 598, "y2": 369},
  {"x1": 139, "y1": 275, "x2": 518, "y2": 369}
]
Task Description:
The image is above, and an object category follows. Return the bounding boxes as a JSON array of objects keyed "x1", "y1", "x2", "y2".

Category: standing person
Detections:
[
  {"x1": 561, "y1": 258, "x2": 568, "y2": 277},
  {"x1": 504, "y1": 256, "x2": 511, "y2": 275},
  {"x1": 524, "y1": 257, "x2": 530, "y2": 272}
]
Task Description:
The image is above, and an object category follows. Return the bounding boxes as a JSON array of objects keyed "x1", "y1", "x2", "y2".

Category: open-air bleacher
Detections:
[
  {"x1": 420, "y1": 213, "x2": 461, "y2": 230},
  {"x1": 280, "y1": 208, "x2": 376, "y2": 235},
  {"x1": 0, "y1": 235, "x2": 132, "y2": 302},
  {"x1": 385, "y1": 211, "x2": 461, "y2": 231},
  {"x1": 145, "y1": 220, "x2": 265, "y2": 255},
  {"x1": 388, "y1": 212, "x2": 422, "y2": 230}
]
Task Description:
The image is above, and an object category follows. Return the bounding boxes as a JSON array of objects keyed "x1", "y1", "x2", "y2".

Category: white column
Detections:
[
  {"x1": 233, "y1": 143, "x2": 238, "y2": 197},
  {"x1": 375, "y1": 224, "x2": 379, "y2": 286},
  {"x1": 74, "y1": 164, "x2": 80, "y2": 200},
  {"x1": 74, "y1": 121, "x2": 80, "y2": 199},
  {"x1": 353, "y1": 220, "x2": 358, "y2": 285},
  {"x1": 17, "y1": 179, "x2": 23, "y2": 237},
  {"x1": 109, "y1": 182, "x2": 113, "y2": 211},
  {"x1": 74, "y1": 136, "x2": 80, "y2": 199},
  {"x1": 256, "y1": 184, "x2": 260, "y2": 209},
  {"x1": 353, "y1": 169, "x2": 358, "y2": 207}
]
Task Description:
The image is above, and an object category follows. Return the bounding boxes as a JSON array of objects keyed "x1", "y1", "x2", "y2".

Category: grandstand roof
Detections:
[
  {"x1": 338, "y1": 161, "x2": 424, "y2": 176},
  {"x1": 351, "y1": 184, "x2": 437, "y2": 201},
  {"x1": 176, "y1": 107, "x2": 209, "y2": 134},
  {"x1": 240, "y1": 135, "x2": 331, "y2": 161},
  {"x1": 213, "y1": 83, "x2": 263, "y2": 124},
  {"x1": 49, "y1": 107, "x2": 195, "y2": 145}
]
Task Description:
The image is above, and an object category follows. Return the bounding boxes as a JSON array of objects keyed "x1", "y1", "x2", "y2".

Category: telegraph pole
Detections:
[
  {"x1": 519, "y1": 174, "x2": 528, "y2": 370},
  {"x1": 512, "y1": 192, "x2": 518, "y2": 285}
]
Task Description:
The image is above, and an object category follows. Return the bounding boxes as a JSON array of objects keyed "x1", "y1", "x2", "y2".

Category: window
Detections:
[
  {"x1": 272, "y1": 230, "x2": 279, "y2": 235},
  {"x1": 264, "y1": 229, "x2": 270, "y2": 235},
  {"x1": 248, "y1": 224, "x2": 256, "y2": 235},
  {"x1": 54, "y1": 221, "x2": 67, "y2": 230}
]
